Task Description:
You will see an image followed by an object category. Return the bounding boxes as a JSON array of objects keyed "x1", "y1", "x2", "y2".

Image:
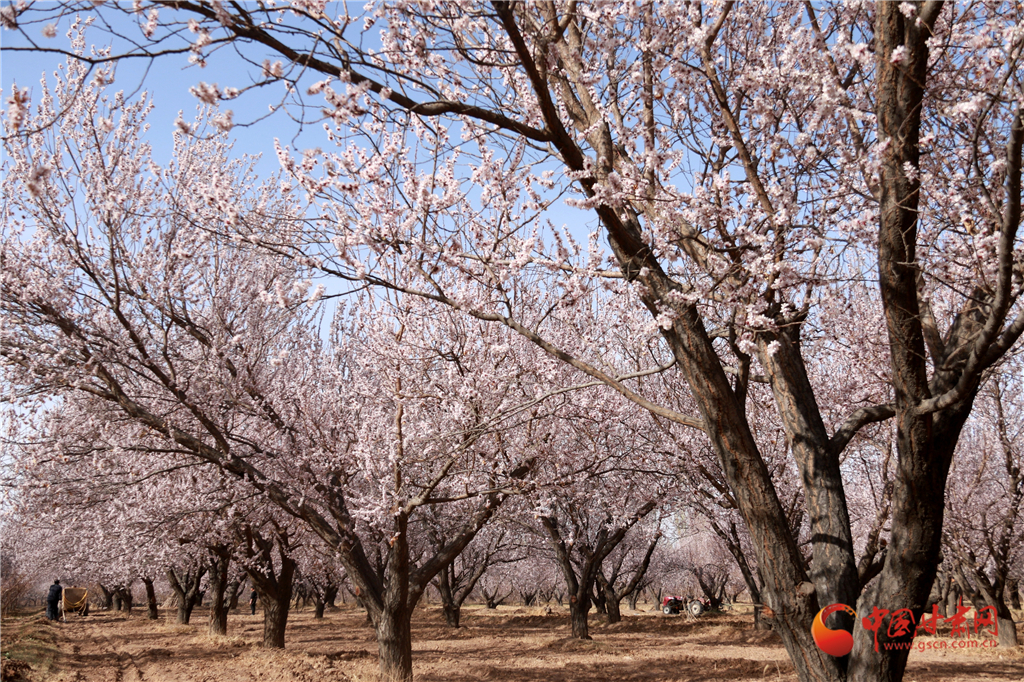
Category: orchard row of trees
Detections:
[{"x1": 2, "y1": 3, "x2": 1023, "y2": 682}]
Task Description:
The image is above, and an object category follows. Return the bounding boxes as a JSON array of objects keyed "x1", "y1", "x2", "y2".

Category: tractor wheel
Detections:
[
  {"x1": 688, "y1": 600, "x2": 705, "y2": 617},
  {"x1": 663, "y1": 605, "x2": 673, "y2": 614}
]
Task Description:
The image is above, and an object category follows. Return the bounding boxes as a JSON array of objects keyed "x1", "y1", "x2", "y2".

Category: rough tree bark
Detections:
[
  {"x1": 849, "y1": 4, "x2": 1010, "y2": 680},
  {"x1": 207, "y1": 544, "x2": 232, "y2": 636}
]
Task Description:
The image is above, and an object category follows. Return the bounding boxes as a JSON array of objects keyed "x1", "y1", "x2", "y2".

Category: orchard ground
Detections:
[{"x1": 2, "y1": 604, "x2": 1022, "y2": 682}]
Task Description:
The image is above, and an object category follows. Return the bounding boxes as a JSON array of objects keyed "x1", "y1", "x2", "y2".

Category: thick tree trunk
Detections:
[
  {"x1": 569, "y1": 596, "x2": 591, "y2": 640},
  {"x1": 248, "y1": 555, "x2": 295, "y2": 648},
  {"x1": 996, "y1": 608, "x2": 1018, "y2": 649},
  {"x1": 442, "y1": 601, "x2": 460, "y2": 628},
  {"x1": 374, "y1": 606, "x2": 413, "y2": 682},
  {"x1": 325, "y1": 585, "x2": 338, "y2": 609},
  {"x1": 605, "y1": 587, "x2": 622, "y2": 624},
  {"x1": 260, "y1": 588, "x2": 290, "y2": 649},
  {"x1": 313, "y1": 597, "x2": 326, "y2": 619},
  {"x1": 142, "y1": 578, "x2": 159, "y2": 620},
  {"x1": 849, "y1": 8, "x2": 978, "y2": 682},
  {"x1": 112, "y1": 593, "x2": 123, "y2": 612},
  {"x1": 208, "y1": 546, "x2": 231, "y2": 636}
]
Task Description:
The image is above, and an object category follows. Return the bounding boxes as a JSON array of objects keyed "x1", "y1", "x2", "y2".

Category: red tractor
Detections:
[{"x1": 661, "y1": 596, "x2": 706, "y2": 616}]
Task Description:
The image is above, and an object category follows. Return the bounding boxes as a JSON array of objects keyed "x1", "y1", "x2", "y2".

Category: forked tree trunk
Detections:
[
  {"x1": 248, "y1": 555, "x2": 295, "y2": 648},
  {"x1": 166, "y1": 566, "x2": 206, "y2": 625},
  {"x1": 598, "y1": 533, "x2": 659, "y2": 625},
  {"x1": 207, "y1": 545, "x2": 231, "y2": 636},
  {"x1": 142, "y1": 578, "x2": 159, "y2": 620},
  {"x1": 240, "y1": 523, "x2": 298, "y2": 648},
  {"x1": 847, "y1": 8, "x2": 987, "y2": 680}
]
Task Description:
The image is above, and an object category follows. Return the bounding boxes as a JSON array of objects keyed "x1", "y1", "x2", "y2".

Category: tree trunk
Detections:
[
  {"x1": 249, "y1": 553, "x2": 295, "y2": 648},
  {"x1": 166, "y1": 566, "x2": 206, "y2": 625},
  {"x1": 374, "y1": 606, "x2": 413, "y2": 682},
  {"x1": 605, "y1": 587, "x2": 622, "y2": 624},
  {"x1": 1008, "y1": 578, "x2": 1021, "y2": 610},
  {"x1": 97, "y1": 584, "x2": 113, "y2": 610},
  {"x1": 313, "y1": 597, "x2": 326, "y2": 619},
  {"x1": 436, "y1": 566, "x2": 461, "y2": 628},
  {"x1": 115, "y1": 586, "x2": 133, "y2": 614},
  {"x1": 996, "y1": 608, "x2": 1018, "y2": 649},
  {"x1": 752, "y1": 605, "x2": 770, "y2": 631},
  {"x1": 937, "y1": 572, "x2": 953, "y2": 617},
  {"x1": 569, "y1": 596, "x2": 591, "y2": 640},
  {"x1": 592, "y1": 584, "x2": 607, "y2": 615},
  {"x1": 962, "y1": 570, "x2": 1020, "y2": 649},
  {"x1": 208, "y1": 546, "x2": 231, "y2": 636},
  {"x1": 946, "y1": 583, "x2": 961, "y2": 619},
  {"x1": 227, "y1": 577, "x2": 245, "y2": 611},
  {"x1": 843, "y1": 4, "x2": 998, "y2": 680},
  {"x1": 259, "y1": 587, "x2": 291, "y2": 649},
  {"x1": 142, "y1": 578, "x2": 159, "y2": 620},
  {"x1": 325, "y1": 585, "x2": 338, "y2": 608},
  {"x1": 112, "y1": 592, "x2": 123, "y2": 611}
]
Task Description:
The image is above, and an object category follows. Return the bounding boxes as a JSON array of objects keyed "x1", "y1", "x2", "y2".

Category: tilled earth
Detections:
[{"x1": 2, "y1": 603, "x2": 1022, "y2": 682}]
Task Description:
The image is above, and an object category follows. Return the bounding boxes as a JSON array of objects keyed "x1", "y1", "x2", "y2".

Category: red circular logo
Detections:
[{"x1": 812, "y1": 603, "x2": 857, "y2": 657}]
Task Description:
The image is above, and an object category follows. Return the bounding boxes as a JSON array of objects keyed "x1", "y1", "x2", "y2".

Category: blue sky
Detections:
[{"x1": 3, "y1": 10, "x2": 326, "y2": 178}]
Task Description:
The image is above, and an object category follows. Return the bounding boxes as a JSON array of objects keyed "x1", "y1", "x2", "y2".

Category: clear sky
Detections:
[
  {"x1": 3, "y1": 8, "x2": 332, "y2": 178},
  {"x1": 1, "y1": 4, "x2": 599, "y2": 252}
]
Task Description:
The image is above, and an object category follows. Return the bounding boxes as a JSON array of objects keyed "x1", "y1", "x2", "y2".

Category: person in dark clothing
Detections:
[
  {"x1": 46, "y1": 579, "x2": 63, "y2": 621},
  {"x1": 249, "y1": 588, "x2": 258, "y2": 615}
]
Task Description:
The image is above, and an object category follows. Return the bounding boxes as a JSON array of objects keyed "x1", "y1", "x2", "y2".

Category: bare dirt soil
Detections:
[{"x1": 2, "y1": 603, "x2": 1022, "y2": 682}]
